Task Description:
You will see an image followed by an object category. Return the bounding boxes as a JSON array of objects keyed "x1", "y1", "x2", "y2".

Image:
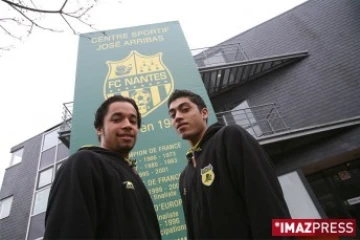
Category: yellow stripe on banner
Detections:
[
  {"x1": 121, "y1": 91, "x2": 130, "y2": 97},
  {"x1": 150, "y1": 86, "x2": 160, "y2": 105},
  {"x1": 165, "y1": 84, "x2": 171, "y2": 93},
  {"x1": 107, "y1": 93, "x2": 114, "y2": 98}
]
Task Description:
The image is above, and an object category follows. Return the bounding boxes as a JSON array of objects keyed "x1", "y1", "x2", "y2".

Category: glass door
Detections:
[{"x1": 307, "y1": 158, "x2": 360, "y2": 238}]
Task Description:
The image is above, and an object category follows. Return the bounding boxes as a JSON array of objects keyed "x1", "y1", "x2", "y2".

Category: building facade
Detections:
[
  {"x1": 1, "y1": 0, "x2": 359, "y2": 238},
  {"x1": 194, "y1": 0, "x2": 360, "y2": 234},
  {"x1": 0, "y1": 126, "x2": 69, "y2": 240}
]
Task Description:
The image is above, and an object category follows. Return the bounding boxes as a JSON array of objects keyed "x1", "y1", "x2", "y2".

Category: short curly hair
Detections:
[{"x1": 94, "y1": 95, "x2": 142, "y2": 132}]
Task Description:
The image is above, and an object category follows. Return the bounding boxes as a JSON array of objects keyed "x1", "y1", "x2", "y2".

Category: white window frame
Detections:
[
  {"x1": 37, "y1": 167, "x2": 54, "y2": 190},
  {"x1": 10, "y1": 148, "x2": 24, "y2": 166},
  {"x1": 56, "y1": 143, "x2": 70, "y2": 162},
  {"x1": 26, "y1": 129, "x2": 62, "y2": 240},
  {"x1": 204, "y1": 51, "x2": 226, "y2": 66},
  {"x1": 0, "y1": 196, "x2": 14, "y2": 219},
  {"x1": 42, "y1": 129, "x2": 60, "y2": 152},
  {"x1": 32, "y1": 187, "x2": 51, "y2": 216}
]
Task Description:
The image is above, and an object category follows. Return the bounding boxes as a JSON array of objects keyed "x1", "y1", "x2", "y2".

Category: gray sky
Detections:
[{"x1": 0, "y1": 0, "x2": 307, "y2": 188}]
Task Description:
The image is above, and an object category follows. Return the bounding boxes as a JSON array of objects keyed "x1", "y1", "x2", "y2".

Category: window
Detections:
[
  {"x1": 42, "y1": 130, "x2": 59, "y2": 152},
  {"x1": 279, "y1": 171, "x2": 322, "y2": 218},
  {"x1": 56, "y1": 143, "x2": 69, "y2": 161},
  {"x1": 0, "y1": 196, "x2": 13, "y2": 219},
  {"x1": 204, "y1": 52, "x2": 226, "y2": 66},
  {"x1": 32, "y1": 188, "x2": 50, "y2": 215},
  {"x1": 230, "y1": 100, "x2": 262, "y2": 137},
  {"x1": 39, "y1": 147, "x2": 56, "y2": 170},
  {"x1": 10, "y1": 148, "x2": 23, "y2": 166},
  {"x1": 28, "y1": 213, "x2": 45, "y2": 240},
  {"x1": 37, "y1": 168, "x2": 53, "y2": 189}
]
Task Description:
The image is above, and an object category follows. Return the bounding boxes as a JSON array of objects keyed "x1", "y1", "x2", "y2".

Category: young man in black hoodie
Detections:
[
  {"x1": 44, "y1": 95, "x2": 161, "y2": 239},
  {"x1": 168, "y1": 89, "x2": 292, "y2": 239}
]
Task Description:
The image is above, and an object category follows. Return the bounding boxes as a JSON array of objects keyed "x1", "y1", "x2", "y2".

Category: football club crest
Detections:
[
  {"x1": 123, "y1": 181, "x2": 135, "y2": 190},
  {"x1": 201, "y1": 164, "x2": 215, "y2": 186},
  {"x1": 103, "y1": 51, "x2": 174, "y2": 117}
]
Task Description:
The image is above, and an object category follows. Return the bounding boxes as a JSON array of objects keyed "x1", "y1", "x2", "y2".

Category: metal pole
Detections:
[{"x1": 222, "y1": 114, "x2": 228, "y2": 126}]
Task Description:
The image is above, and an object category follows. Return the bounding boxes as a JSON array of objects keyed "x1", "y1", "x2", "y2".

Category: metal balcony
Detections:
[
  {"x1": 191, "y1": 43, "x2": 308, "y2": 97},
  {"x1": 58, "y1": 102, "x2": 72, "y2": 147},
  {"x1": 191, "y1": 43, "x2": 249, "y2": 67},
  {"x1": 216, "y1": 103, "x2": 290, "y2": 138}
]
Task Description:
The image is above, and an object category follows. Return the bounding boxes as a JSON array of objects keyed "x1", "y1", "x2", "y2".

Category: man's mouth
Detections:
[
  {"x1": 117, "y1": 134, "x2": 134, "y2": 139},
  {"x1": 177, "y1": 123, "x2": 188, "y2": 131}
]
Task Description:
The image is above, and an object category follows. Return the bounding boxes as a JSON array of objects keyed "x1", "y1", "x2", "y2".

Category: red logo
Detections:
[{"x1": 272, "y1": 219, "x2": 356, "y2": 237}]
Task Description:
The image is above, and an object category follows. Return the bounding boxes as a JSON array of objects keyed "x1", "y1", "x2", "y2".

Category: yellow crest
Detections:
[
  {"x1": 103, "y1": 51, "x2": 174, "y2": 117},
  {"x1": 123, "y1": 181, "x2": 135, "y2": 190},
  {"x1": 201, "y1": 164, "x2": 215, "y2": 186}
]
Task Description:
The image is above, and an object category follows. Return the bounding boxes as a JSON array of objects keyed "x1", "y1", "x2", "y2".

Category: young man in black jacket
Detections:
[
  {"x1": 44, "y1": 95, "x2": 161, "y2": 239},
  {"x1": 168, "y1": 89, "x2": 292, "y2": 239}
]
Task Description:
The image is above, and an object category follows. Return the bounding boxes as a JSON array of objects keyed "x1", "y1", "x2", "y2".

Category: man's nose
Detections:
[
  {"x1": 174, "y1": 112, "x2": 184, "y2": 122},
  {"x1": 174, "y1": 111, "x2": 184, "y2": 121},
  {"x1": 122, "y1": 118, "x2": 133, "y2": 129}
]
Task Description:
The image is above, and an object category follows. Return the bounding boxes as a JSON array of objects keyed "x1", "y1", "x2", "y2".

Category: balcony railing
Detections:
[
  {"x1": 216, "y1": 103, "x2": 290, "y2": 138},
  {"x1": 58, "y1": 102, "x2": 73, "y2": 147},
  {"x1": 191, "y1": 44, "x2": 308, "y2": 97},
  {"x1": 191, "y1": 43, "x2": 249, "y2": 68},
  {"x1": 60, "y1": 102, "x2": 72, "y2": 132}
]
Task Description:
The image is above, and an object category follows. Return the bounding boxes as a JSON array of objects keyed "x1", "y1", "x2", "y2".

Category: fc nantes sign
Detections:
[
  {"x1": 104, "y1": 51, "x2": 174, "y2": 117},
  {"x1": 71, "y1": 21, "x2": 216, "y2": 239}
]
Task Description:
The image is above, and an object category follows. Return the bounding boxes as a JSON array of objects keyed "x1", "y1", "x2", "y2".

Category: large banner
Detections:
[{"x1": 71, "y1": 21, "x2": 216, "y2": 239}]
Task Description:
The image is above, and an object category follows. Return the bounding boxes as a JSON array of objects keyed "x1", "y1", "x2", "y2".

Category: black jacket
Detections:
[
  {"x1": 44, "y1": 146, "x2": 161, "y2": 239},
  {"x1": 179, "y1": 123, "x2": 292, "y2": 239}
]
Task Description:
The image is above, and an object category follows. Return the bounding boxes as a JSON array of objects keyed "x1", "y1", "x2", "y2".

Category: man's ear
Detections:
[
  {"x1": 201, "y1": 108, "x2": 208, "y2": 121},
  {"x1": 96, "y1": 128, "x2": 103, "y2": 137}
]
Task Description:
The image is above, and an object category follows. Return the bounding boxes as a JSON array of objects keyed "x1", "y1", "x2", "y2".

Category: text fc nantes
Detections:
[{"x1": 103, "y1": 51, "x2": 174, "y2": 117}]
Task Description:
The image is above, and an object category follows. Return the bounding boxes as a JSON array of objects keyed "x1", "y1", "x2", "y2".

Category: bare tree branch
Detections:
[
  {"x1": 26, "y1": 23, "x2": 33, "y2": 36},
  {"x1": 60, "y1": 0, "x2": 69, "y2": 11},
  {"x1": 71, "y1": 4, "x2": 94, "y2": 18},
  {"x1": 0, "y1": 45, "x2": 13, "y2": 51},
  {"x1": 8, "y1": 3, "x2": 62, "y2": 32},
  {"x1": 2, "y1": 0, "x2": 60, "y2": 13},
  {"x1": 62, "y1": 4, "x2": 95, "y2": 26},
  {"x1": 60, "y1": 14, "x2": 76, "y2": 34},
  {"x1": 29, "y1": 0, "x2": 37, "y2": 8},
  {"x1": 0, "y1": 17, "x2": 24, "y2": 25},
  {"x1": 0, "y1": 0, "x2": 111, "y2": 54},
  {"x1": 0, "y1": 24, "x2": 21, "y2": 39},
  {"x1": 0, "y1": 17, "x2": 19, "y2": 21}
]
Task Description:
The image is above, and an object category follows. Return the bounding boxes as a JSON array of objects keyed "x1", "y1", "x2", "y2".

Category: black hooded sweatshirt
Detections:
[
  {"x1": 44, "y1": 146, "x2": 161, "y2": 239},
  {"x1": 179, "y1": 123, "x2": 292, "y2": 239}
]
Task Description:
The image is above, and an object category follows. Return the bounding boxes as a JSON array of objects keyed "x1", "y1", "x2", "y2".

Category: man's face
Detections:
[
  {"x1": 168, "y1": 97, "x2": 208, "y2": 143},
  {"x1": 97, "y1": 101, "x2": 139, "y2": 155}
]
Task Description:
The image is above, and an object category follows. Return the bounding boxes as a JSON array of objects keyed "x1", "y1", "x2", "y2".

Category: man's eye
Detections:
[{"x1": 181, "y1": 108, "x2": 189, "y2": 113}]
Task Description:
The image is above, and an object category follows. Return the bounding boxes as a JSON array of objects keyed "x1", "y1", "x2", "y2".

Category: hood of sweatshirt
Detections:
[
  {"x1": 186, "y1": 122, "x2": 224, "y2": 163},
  {"x1": 78, "y1": 146, "x2": 137, "y2": 167}
]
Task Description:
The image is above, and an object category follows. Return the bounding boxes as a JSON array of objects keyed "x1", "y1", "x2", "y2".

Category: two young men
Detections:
[
  {"x1": 45, "y1": 90, "x2": 290, "y2": 239},
  {"x1": 44, "y1": 96, "x2": 161, "y2": 239},
  {"x1": 168, "y1": 89, "x2": 292, "y2": 239}
]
